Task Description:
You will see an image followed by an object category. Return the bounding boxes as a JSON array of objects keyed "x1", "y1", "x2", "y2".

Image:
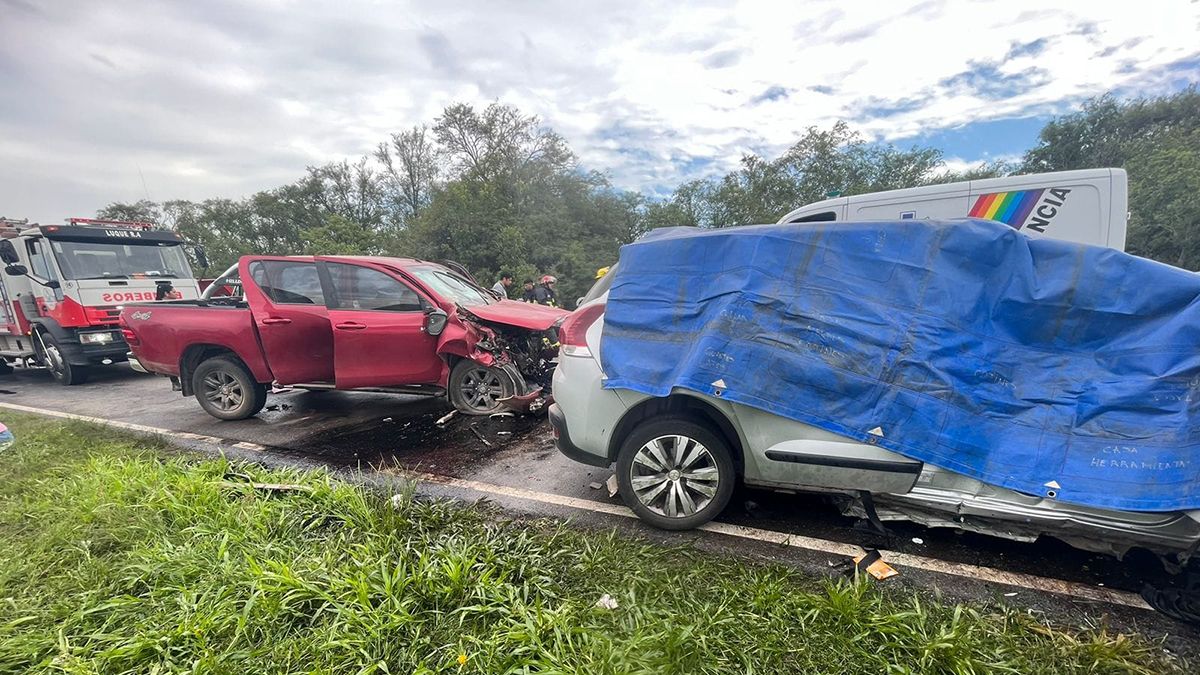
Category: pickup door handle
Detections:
[
  {"x1": 260, "y1": 317, "x2": 292, "y2": 325},
  {"x1": 334, "y1": 321, "x2": 367, "y2": 330}
]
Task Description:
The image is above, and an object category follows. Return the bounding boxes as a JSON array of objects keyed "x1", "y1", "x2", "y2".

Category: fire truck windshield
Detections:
[{"x1": 49, "y1": 240, "x2": 194, "y2": 280}]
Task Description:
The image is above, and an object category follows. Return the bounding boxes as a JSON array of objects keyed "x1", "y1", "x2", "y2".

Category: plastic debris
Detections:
[
  {"x1": 390, "y1": 494, "x2": 405, "y2": 510},
  {"x1": 606, "y1": 474, "x2": 619, "y2": 498},
  {"x1": 1004, "y1": 592, "x2": 1018, "y2": 597},
  {"x1": 470, "y1": 426, "x2": 493, "y2": 448},
  {"x1": 589, "y1": 481, "x2": 603, "y2": 490},
  {"x1": 848, "y1": 549, "x2": 898, "y2": 581},
  {"x1": 911, "y1": 537, "x2": 924, "y2": 545},
  {"x1": 436, "y1": 410, "x2": 457, "y2": 426},
  {"x1": 489, "y1": 411, "x2": 516, "y2": 419},
  {"x1": 595, "y1": 594, "x2": 619, "y2": 610},
  {"x1": 383, "y1": 417, "x2": 393, "y2": 422},
  {"x1": 218, "y1": 481, "x2": 311, "y2": 494}
]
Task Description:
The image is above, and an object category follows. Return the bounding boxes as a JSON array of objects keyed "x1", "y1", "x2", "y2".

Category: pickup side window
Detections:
[
  {"x1": 249, "y1": 260, "x2": 324, "y2": 305},
  {"x1": 325, "y1": 262, "x2": 425, "y2": 312}
]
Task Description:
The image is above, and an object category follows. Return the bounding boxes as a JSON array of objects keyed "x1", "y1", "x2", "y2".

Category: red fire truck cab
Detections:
[{"x1": 0, "y1": 217, "x2": 203, "y2": 384}]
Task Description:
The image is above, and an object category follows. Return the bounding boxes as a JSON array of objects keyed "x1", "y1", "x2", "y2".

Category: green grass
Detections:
[{"x1": 0, "y1": 412, "x2": 1184, "y2": 674}]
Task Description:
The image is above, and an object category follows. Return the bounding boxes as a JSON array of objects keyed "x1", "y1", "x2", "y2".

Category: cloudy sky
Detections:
[{"x1": 2, "y1": 0, "x2": 1198, "y2": 223}]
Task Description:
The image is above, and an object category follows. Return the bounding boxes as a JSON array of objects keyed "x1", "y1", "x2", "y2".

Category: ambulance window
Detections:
[
  {"x1": 789, "y1": 211, "x2": 837, "y2": 223},
  {"x1": 26, "y1": 240, "x2": 58, "y2": 280}
]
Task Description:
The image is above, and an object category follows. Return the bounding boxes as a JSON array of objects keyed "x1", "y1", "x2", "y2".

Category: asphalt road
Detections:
[{"x1": 3, "y1": 362, "x2": 1199, "y2": 655}]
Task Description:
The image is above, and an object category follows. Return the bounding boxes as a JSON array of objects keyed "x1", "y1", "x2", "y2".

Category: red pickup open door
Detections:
[
  {"x1": 239, "y1": 257, "x2": 335, "y2": 384},
  {"x1": 316, "y1": 259, "x2": 444, "y2": 389}
]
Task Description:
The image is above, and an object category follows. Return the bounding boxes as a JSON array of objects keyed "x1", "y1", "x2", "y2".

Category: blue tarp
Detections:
[{"x1": 600, "y1": 219, "x2": 1200, "y2": 512}]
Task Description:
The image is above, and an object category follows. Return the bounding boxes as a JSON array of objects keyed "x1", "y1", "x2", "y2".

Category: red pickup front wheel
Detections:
[
  {"x1": 448, "y1": 360, "x2": 516, "y2": 415},
  {"x1": 192, "y1": 356, "x2": 269, "y2": 420}
]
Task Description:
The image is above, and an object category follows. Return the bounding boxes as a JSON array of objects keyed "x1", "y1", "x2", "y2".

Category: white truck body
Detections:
[{"x1": 777, "y1": 168, "x2": 1129, "y2": 251}]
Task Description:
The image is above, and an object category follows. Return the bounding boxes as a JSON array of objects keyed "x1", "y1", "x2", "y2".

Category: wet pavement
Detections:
[{"x1": 3, "y1": 362, "x2": 1200, "y2": 653}]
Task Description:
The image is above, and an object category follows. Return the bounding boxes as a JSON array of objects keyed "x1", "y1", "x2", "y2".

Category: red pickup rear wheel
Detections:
[
  {"x1": 192, "y1": 356, "x2": 268, "y2": 420},
  {"x1": 448, "y1": 360, "x2": 516, "y2": 415}
]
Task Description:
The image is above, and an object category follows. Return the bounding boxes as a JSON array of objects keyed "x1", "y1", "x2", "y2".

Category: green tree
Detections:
[
  {"x1": 96, "y1": 199, "x2": 163, "y2": 224},
  {"x1": 1020, "y1": 87, "x2": 1200, "y2": 268},
  {"x1": 656, "y1": 122, "x2": 946, "y2": 228}
]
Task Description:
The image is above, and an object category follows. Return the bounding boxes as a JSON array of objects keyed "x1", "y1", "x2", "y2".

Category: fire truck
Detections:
[{"x1": 1, "y1": 217, "x2": 205, "y2": 384}]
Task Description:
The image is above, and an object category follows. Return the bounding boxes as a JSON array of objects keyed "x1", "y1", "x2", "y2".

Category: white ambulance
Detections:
[{"x1": 777, "y1": 168, "x2": 1129, "y2": 250}]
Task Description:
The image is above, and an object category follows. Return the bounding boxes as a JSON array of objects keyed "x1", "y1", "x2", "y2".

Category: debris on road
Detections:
[
  {"x1": 489, "y1": 411, "x2": 515, "y2": 419},
  {"x1": 589, "y1": 481, "x2": 603, "y2": 490},
  {"x1": 594, "y1": 594, "x2": 619, "y2": 610},
  {"x1": 470, "y1": 426, "x2": 493, "y2": 448},
  {"x1": 1004, "y1": 592, "x2": 1018, "y2": 597},
  {"x1": 383, "y1": 417, "x2": 393, "y2": 422},
  {"x1": 436, "y1": 410, "x2": 457, "y2": 426},
  {"x1": 606, "y1": 474, "x2": 619, "y2": 498},
  {"x1": 835, "y1": 549, "x2": 899, "y2": 581},
  {"x1": 218, "y1": 480, "x2": 312, "y2": 494},
  {"x1": 911, "y1": 537, "x2": 924, "y2": 545}
]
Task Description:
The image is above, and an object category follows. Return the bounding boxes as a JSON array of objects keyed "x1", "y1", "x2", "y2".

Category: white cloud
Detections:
[{"x1": 0, "y1": 0, "x2": 1197, "y2": 222}]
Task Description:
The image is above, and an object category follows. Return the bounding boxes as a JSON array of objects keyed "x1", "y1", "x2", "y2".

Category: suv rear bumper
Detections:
[{"x1": 548, "y1": 402, "x2": 609, "y2": 468}]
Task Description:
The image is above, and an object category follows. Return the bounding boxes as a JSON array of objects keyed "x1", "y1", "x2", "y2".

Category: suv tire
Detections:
[
  {"x1": 616, "y1": 415, "x2": 736, "y2": 530},
  {"x1": 448, "y1": 360, "x2": 517, "y2": 415}
]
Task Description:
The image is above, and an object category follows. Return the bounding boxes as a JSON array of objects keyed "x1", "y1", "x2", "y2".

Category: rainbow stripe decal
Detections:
[{"x1": 968, "y1": 189, "x2": 1045, "y2": 229}]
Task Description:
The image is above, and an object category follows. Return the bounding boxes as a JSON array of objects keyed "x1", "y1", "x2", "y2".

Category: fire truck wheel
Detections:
[
  {"x1": 37, "y1": 332, "x2": 89, "y2": 385},
  {"x1": 192, "y1": 356, "x2": 269, "y2": 420}
]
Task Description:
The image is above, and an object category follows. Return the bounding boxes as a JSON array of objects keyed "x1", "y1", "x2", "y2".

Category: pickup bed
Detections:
[{"x1": 121, "y1": 255, "x2": 567, "y2": 420}]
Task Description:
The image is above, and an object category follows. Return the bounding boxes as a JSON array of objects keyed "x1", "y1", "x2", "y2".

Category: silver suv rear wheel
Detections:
[{"x1": 616, "y1": 415, "x2": 735, "y2": 530}]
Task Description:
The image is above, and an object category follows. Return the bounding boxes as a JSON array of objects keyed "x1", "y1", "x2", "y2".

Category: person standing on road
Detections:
[
  {"x1": 533, "y1": 275, "x2": 558, "y2": 307},
  {"x1": 491, "y1": 272, "x2": 514, "y2": 298},
  {"x1": 520, "y1": 278, "x2": 537, "y2": 302}
]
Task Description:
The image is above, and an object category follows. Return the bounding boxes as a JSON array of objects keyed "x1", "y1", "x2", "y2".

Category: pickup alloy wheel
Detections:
[
  {"x1": 192, "y1": 356, "x2": 269, "y2": 421},
  {"x1": 616, "y1": 416, "x2": 736, "y2": 530},
  {"x1": 448, "y1": 360, "x2": 516, "y2": 415}
]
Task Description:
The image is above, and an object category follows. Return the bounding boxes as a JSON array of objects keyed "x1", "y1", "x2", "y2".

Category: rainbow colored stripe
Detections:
[{"x1": 968, "y1": 189, "x2": 1045, "y2": 228}]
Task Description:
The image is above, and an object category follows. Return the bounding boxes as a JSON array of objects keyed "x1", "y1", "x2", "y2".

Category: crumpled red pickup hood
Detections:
[{"x1": 466, "y1": 300, "x2": 568, "y2": 330}]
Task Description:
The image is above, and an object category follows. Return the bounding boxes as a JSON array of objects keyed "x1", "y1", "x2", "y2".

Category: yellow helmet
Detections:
[{"x1": 595, "y1": 266, "x2": 610, "y2": 280}]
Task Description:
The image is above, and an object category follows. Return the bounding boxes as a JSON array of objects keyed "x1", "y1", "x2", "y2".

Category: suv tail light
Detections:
[
  {"x1": 559, "y1": 303, "x2": 605, "y2": 357},
  {"x1": 120, "y1": 327, "x2": 140, "y2": 346}
]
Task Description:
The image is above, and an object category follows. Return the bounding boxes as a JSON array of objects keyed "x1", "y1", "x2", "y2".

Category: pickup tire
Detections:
[
  {"x1": 448, "y1": 360, "x2": 516, "y2": 415},
  {"x1": 192, "y1": 356, "x2": 269, "y2": 420},
  {"x1": 615, "y1": 416, "x2": 736, "y2": 530}
]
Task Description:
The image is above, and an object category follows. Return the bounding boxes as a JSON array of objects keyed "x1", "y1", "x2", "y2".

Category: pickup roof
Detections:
[{"x1": 120, "y1": 255, "x2": 568, "y2": 420}]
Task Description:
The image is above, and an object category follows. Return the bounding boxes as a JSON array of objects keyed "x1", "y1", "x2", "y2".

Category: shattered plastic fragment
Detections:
[
  {"x1": 851, "y1": 550, "x2": 898, "y2": 580},
  {"x1": 606, "y1": 474, "x2": 619, "y2": 498},
  {"x1": 436, "y1": 410, "x2": 457, "y2": 426}
]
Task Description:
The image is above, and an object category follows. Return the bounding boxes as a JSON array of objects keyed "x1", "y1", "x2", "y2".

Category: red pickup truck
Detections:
[{"x1": 120, "y1": 255, "x2": 568, "y2": 420}]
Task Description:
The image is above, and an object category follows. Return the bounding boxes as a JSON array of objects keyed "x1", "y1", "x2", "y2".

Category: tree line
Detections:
[{"x1": 99, "y1": 87, "x2": 1200, "y2": 303}]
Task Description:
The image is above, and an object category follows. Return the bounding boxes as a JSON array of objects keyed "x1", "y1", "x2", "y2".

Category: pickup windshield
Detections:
[
  {"x1": 408, "y1": 265, "x2": 493, "y2": 307},
  {"x1": 50, "y1": 240, "x2": 193, "y2": 280}
]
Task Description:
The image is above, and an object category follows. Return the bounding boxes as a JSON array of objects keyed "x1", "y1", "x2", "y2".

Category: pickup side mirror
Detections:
[
  {"x1": 423, "y1": 308, "x2": 448, "y2": 337},
  {"x1": 0, "y1": 240, "x2": 18, "y2": 264},
  {"x1": 4, "y1": 264, "x2": 27, "y2": 276},
  {"x1": 45, "y1": 280, "x2": 60, "y2": 289},
  {"x1": 193, "y1": 245, "x2": 209, "y2": 270}
]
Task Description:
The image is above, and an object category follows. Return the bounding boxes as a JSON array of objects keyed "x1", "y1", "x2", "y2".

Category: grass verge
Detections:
[{"x1": 0, "y1": 412, "x2": 1185, "y2": 674}]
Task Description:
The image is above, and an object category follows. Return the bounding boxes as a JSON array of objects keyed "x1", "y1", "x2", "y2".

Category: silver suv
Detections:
[{"x1": 549, "y1": 271, "x2": 1200, "y2": 580}]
